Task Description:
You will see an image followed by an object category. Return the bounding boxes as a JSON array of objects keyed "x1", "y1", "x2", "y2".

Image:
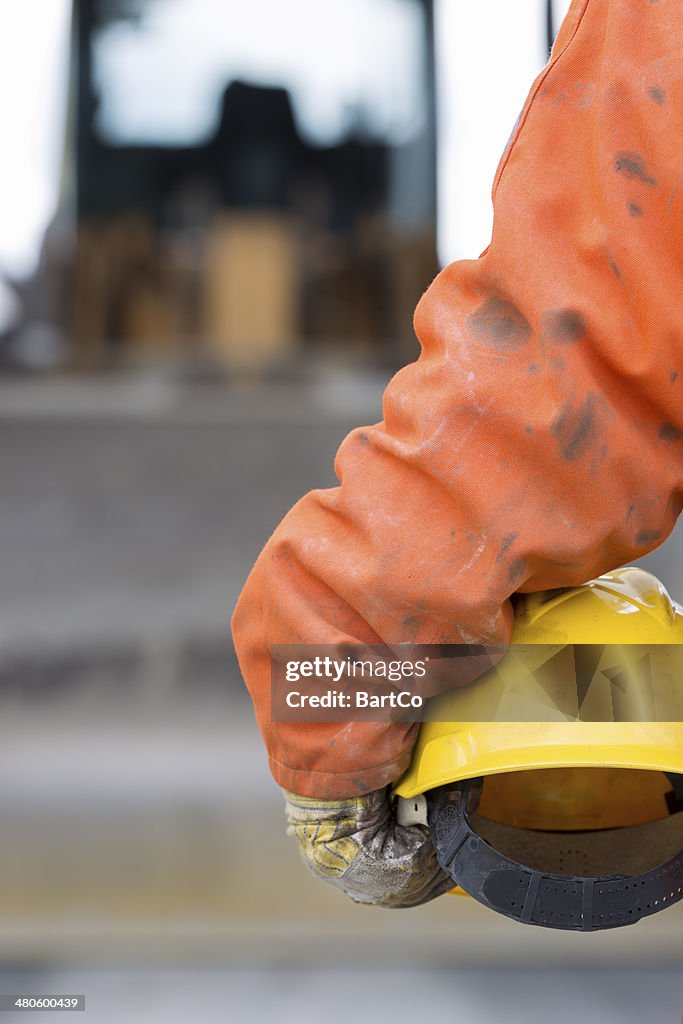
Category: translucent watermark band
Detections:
[{"x1": 270, "y1": 643, "x2": 683, "y2": 723}]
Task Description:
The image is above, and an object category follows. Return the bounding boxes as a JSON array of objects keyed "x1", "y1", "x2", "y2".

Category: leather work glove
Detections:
[{"x1": 283, "y1": 786, "x2": 451, "y2": 908}]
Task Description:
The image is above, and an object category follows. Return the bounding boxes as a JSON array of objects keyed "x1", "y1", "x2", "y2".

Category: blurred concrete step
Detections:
[
  {"x1": 0, "y1": 632, "x2": 245, "y2": 709},
  {"x1": 1, "y1": 714, "x2": 683, "y2": 966}
]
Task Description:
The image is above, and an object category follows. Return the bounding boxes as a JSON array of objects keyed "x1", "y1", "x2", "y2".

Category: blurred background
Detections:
[{"x1": 1, "y1": 0, "x2": 682, "y2": 1021}]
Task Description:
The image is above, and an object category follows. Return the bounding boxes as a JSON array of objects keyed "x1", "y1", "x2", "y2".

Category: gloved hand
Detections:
[{"x1": 283, "y1": 785, "x2": 451, "y2": 908}]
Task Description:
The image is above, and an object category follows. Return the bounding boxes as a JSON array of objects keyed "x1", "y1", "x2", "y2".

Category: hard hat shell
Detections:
[
  {"x1": 395, "y1": 567, "x2": 683, "y2": 803},
  {"x1": 394, "y1": 568, "x2": 683, "y2": 920}
]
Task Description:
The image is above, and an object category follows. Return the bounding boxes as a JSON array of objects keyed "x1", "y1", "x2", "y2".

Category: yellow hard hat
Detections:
[{"x1": 394, "y1": 567, "x2": 683, "y2": 931}]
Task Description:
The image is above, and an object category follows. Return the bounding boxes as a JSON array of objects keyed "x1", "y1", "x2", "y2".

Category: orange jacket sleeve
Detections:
[{"x1": 232, "y1": 0, "x2": 683, "y2": 797}]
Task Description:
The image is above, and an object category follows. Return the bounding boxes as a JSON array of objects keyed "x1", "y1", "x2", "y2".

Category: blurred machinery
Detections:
[{"x1": 66, "y1": 0, "x2": 438, "y2": 372}]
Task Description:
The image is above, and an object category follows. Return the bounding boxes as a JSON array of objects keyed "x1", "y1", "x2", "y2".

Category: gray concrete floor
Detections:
[{"x1": 0, "y1": 966, "x2": 680, "y2": 1024}]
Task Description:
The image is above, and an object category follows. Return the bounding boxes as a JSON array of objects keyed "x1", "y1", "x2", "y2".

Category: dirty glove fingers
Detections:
[{"x1": 283, "y1": 786, "x2": 451, "y2": 908}]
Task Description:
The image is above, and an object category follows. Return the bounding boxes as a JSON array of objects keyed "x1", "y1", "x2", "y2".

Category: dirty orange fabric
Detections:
[{"x1": 232, "y1": 0, "x2": 683, "y2": 797}]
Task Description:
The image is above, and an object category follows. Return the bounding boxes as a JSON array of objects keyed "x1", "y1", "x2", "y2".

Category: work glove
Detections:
[{"x1": 283, "y1": 785, "x2": 451, "y2": 908}]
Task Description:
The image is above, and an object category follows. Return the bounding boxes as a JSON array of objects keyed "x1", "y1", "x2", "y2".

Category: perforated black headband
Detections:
[{"x1": 428, "y1": 777, "x2": 683, "y2": 931}]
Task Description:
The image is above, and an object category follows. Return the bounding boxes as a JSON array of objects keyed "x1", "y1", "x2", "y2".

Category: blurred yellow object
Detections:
[{"x1": 203, "y1": 213, "x2": 297, "y2": 372}]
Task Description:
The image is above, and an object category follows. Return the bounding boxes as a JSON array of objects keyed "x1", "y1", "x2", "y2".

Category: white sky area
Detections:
[
  {"x1": 93, "y1": 0, "x2": 426, "y2": 146},
  {"x1": 436, "y1": 0, "x2": 572, "y2": 266},
  {"x1": 0, "y1": 0, "x2": 71, "y2": 282}
]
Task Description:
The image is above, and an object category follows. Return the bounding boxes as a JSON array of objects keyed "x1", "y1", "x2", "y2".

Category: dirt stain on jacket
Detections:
[
  {"x1": 635, "y1": 529, "x2": 663, "y2": 545},
  {"x1": 614, "y1": 152, "x2": 658, "y2": 186},
  {"x1": 467, "y1": 296, "x2": 532, "y2": 351},
  {"x1": 542, "y1": 308, "x2": 587, "y2": 344},
  {"x1": 552, "y1": 393, "x2": 600, "y2": 461},
  {"x1": 496, "y1": 532, "x2": 517, "y2": 563},
  {"x1": 506, "y1": 556, "x2": 528, "y2": 586},
  {"x1": 659, "y1": 422, "x2": 683, "y2": 441}
]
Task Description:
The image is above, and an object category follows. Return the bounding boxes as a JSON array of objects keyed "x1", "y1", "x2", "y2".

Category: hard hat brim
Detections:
[{"x1": 394, "y1": 721, "x2": 683, "y2": 798}]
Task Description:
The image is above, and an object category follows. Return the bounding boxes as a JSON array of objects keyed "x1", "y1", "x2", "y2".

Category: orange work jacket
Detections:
[{"x1": 233, "y1": 0, "x2": 683, "y2": 797}]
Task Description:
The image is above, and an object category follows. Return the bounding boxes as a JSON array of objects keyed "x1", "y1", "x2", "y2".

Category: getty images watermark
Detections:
[
  {"x1": 270, "y1": 643, "x2": 502, "y2": 722},
  {"x1": 284, "y1": 653, "x2": 428, "y2": 710}
]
